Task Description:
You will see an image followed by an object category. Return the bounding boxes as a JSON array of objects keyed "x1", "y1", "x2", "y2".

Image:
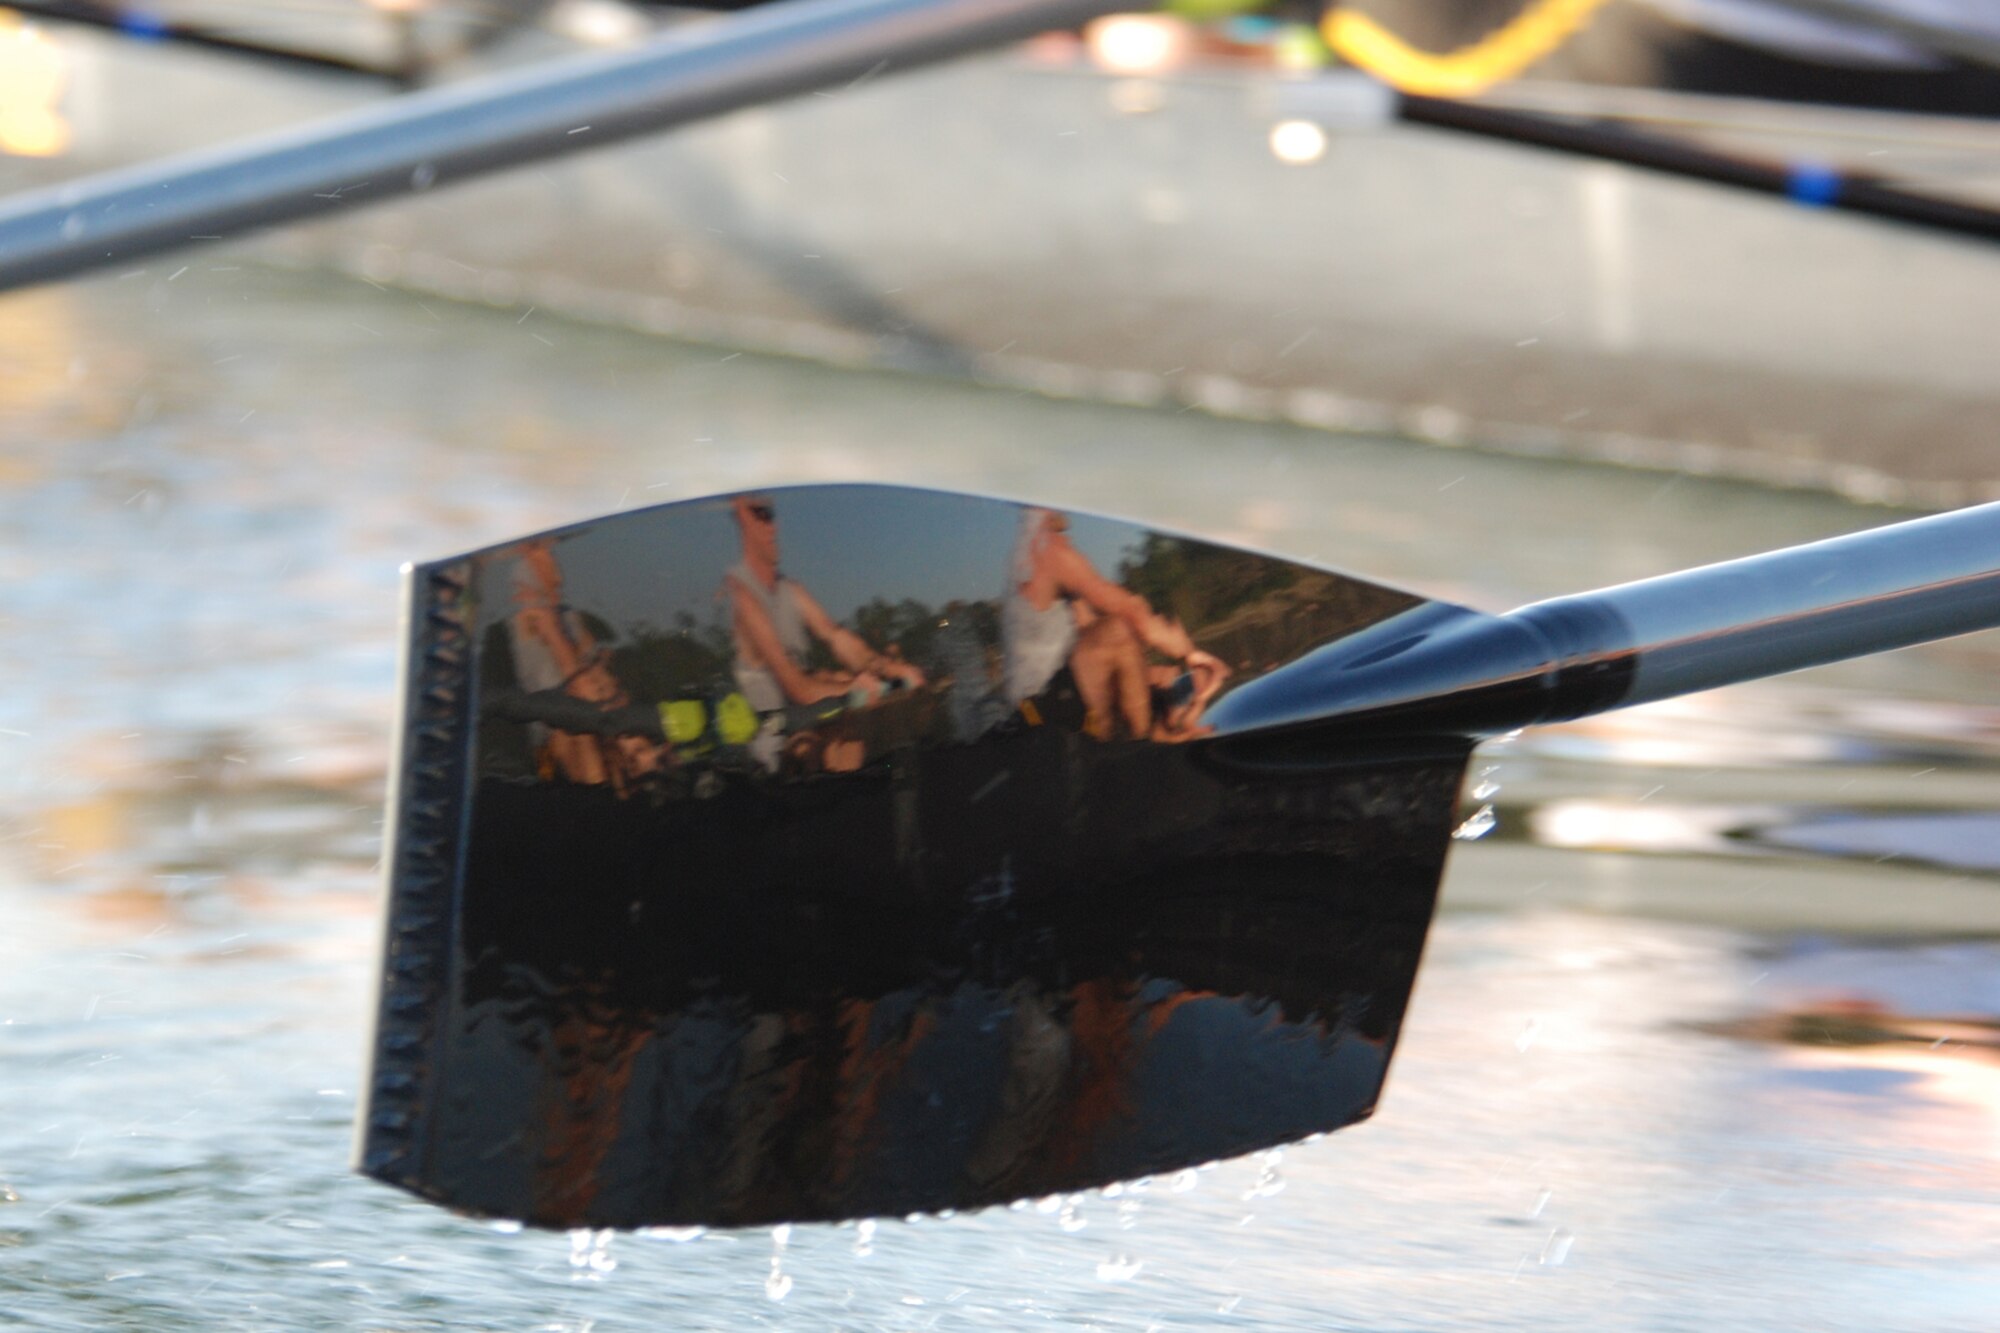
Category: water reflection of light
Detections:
[
  {"x1": 1532, "y1": 683, "x2": 2000, "y2": 773},
  {"x1": 546, "y1": 0, "x2": 650, "y2": 47},
  {"x1": 1084, "y1": 14, "x2": 1191, "y2": 75},
  {"x1": 1531, "y1": 692, "x2": 1857, "y2": 767},
  {"x1": 0, "y1": 10, "x2": 69, "y2": 158},
  {"x1": 1531, "y1": 799, "x2": 1778, "y2": 855},
  {"x1": 1706, "y1": 941, "x2": 2000, "y2": 1162},
  {"x1": 1268, "y1": 120, "x2": 1328, "y2": 166},
  {"x1": 1767, "y1": 1040, "x2": 2000, "y2": 1160},
  {"x1": 0, "y1": 285, "x2": 133, "y2": 453}
]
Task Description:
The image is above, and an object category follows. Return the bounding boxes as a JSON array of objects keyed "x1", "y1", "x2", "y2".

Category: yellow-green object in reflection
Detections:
[
  {"x1": 660, "y1": 699, "x2": 708, "y2": 745},
  {"x1": 715, "y1": 692, "x2": 760, "y2": 744}
]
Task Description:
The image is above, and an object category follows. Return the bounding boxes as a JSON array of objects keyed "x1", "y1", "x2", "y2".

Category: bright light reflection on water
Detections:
[{"x1": 3, "y1": 266, "x2": 2000, "y2": 1329}]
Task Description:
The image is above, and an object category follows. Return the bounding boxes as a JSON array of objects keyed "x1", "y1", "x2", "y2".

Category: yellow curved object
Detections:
[{"x1": 1322, "y1": 0, "x2": 1612, "y2": 99}]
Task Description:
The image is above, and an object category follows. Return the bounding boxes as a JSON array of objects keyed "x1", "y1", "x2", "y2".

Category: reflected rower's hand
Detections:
[
  {"x1": 1186, "y1": 650, "x2": 1229, "y2": 700},
  {"x1": 848, "y1": 671, "x2": 886, "y2": 706},
  {"x1": 1154, "y1": 651, "x2": 1230, "y2": 743},
  {"x1": 803, "y1": 673, "x2": 855, "y2": 705}
]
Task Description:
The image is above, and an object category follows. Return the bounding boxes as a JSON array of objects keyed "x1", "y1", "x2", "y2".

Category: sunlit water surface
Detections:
[{"x1": 4, "y1": 268, "x2": 2000, "y2": 1330}]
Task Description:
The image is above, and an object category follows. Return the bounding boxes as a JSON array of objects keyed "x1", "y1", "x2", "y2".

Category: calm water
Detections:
[{"x1": 5, "y1": 265, "x2": 2000, "y2": 1330}]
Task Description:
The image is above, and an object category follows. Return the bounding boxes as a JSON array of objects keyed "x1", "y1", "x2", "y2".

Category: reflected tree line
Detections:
[{"x1": 604, "y1": 597, "x2": 1003, "y2": 701}]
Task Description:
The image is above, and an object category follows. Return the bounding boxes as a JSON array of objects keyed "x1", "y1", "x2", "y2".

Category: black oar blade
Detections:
[{"x1": 358, "y1": 484, "x2": 1478, "y2": 1229}]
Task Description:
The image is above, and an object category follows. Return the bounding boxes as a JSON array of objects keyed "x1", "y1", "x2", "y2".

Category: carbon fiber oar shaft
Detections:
[
  {"x1": 0, "y1": 0, "x2": 1122, "y2": 290},
  {"x1": 1210, "y1": 501, "x2": 2000, "y2": 741}
]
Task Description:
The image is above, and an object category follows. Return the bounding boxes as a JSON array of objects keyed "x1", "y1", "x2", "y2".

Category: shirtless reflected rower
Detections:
[
  {"x1": 1003, "y1": 508, "x2": 1227, "y2": 741},
  {"x1": 723, "y1": 494, "x2": 925, "y2": 770}
]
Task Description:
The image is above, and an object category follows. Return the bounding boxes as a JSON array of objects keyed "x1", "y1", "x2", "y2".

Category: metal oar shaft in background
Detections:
[
  {"x1": 1212, "y1": 500, "x2": 2000, "y2": 743},
  {"x1": 1397, "y1": 95, "x2": 2000, "y2": 247},
  {"x1": 0, "y1": 0, "x2": 1123, "y2": 291}
]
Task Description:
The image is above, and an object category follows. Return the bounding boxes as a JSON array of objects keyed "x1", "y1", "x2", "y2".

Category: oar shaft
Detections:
[
  {"x1": 0, "y1": 0, "x2": 1120, "y2": 291},
  {"x1": 1208, "y1": 501, "x2": 2000, "y2": 745},
  {"x1": 1523, "y1": 499, "x2": 2000, "y2": 718},
  {"x1": 1398, "y1": 94, "x2": 2000, "y2": 247}
]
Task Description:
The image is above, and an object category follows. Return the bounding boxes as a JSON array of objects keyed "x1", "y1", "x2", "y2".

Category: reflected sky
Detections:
[{"x1": 554, "y1": 486, "x2": 1141, "y2": 630}]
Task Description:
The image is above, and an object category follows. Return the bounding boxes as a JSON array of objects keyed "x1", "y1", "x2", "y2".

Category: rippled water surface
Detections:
[{"x1": 5, "y1": 266, "x2": 2000, "y2": 1330}]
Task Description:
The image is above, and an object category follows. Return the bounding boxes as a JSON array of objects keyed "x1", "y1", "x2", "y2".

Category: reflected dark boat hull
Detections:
[
  {"x1": 359, "y1": 485, "x2": 1470, "y2": 1229},
  {"x1": 403, "y1": 729, "x2": 1463, "y2": 1228}
]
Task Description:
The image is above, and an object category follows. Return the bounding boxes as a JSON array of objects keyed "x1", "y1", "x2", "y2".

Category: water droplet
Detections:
[
  {"x1": 1169, "y1": 1168, "x2": 1199, "y2": 1194},
  {"x1": 1453, "y1": 804, "x2": 1497, "y2": 840},
  {"x1": 635, "y1": 1225, "x2": 707, "y2": 1243},
  {"x1": 1528, "y1": 1189, "x2": 1552, "y2": 1220},
  {"x1": 567, "y1": 1228, "x2": 616, "y2": 1278},
  {"x1": 1007, "y1": 1198, "x2": 1030, "y2": 1212},
  {"x1": 1099, "y1": 1182, "x2": 1125, "y2": 1199},
  {"x1": 1514, "y1": 1018, "x2": 1540, "y2": 1053},
  {"x1": 1472, "y1": 780, "x2": 1500, "y2": 801},
  {"x1": 1058, "y1": 1198, "x2": 1088, "y2": 1232},
  {"x1": 766, "y1": 1225, "x2": 794, "y2": 1299},
  {"x1": 1539, "y1": 1228, "x2": 1574, "y2": 1267},
  {"x1": 61, "y1": 212, "x2": 85, "y2": 240},
  {"x1": 854, "y1": 1218, "x2": 877, "y2": 1258},
  {"x1": 487, "y1": 1219, "x2": 523, "y2": 1234},
  {"x1": 1096, "y1": 1254, "x2": 1144, "y2": 1282},
  {"x1": 1244, "y1": 1148, "x2": 1286, "y2": 1199},
  {"x1": 411, "y1": 163, "x2": 437, "y2": 190},
  {"x1": 1034, "y1": 1194, "x2": 1063, "y2": 1213}
]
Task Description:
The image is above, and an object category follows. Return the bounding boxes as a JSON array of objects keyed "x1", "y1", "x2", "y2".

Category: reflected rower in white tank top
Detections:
[{"x1": 1002, "y1": 509, "x2": 1077, "y2": 705}]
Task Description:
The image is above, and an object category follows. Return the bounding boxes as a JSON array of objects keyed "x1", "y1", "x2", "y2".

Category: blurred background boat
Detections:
[{"x1": 7, "y1": 1, "x2": 2000, "y2": 505}]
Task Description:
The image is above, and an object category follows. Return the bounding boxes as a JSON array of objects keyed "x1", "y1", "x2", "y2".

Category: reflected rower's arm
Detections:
[
  {"x1": 729, "y1": 578, "x2": 849, "y2": 705},
  {"x1": 793, "y1": 585, "x2": 927, "y2": 688},
  {"x1": 1046, "y1": 538, "x2": 1195, "y2": 660},
  {"x1": 517, "y1": 605, "x2": 590, "y2": 679}
]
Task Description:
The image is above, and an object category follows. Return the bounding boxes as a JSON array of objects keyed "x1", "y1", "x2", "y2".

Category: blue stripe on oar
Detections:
[
  {"x1": 1786, "y1": 161, "x2": 1843, "y2": 209},
  {"x1": 117, "y1": 9, "x2": 170, "y2": 39}
]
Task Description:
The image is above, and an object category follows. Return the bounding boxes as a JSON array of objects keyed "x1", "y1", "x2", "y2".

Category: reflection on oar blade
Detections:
[{"x1": 359, "y1": 484, "x2": 1473, "y2": 1228}]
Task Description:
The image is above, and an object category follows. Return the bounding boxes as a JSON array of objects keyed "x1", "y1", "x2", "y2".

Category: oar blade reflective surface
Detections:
[{"x1": 358, "y1": 484, "x2": 1478, "y2": 1229}]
